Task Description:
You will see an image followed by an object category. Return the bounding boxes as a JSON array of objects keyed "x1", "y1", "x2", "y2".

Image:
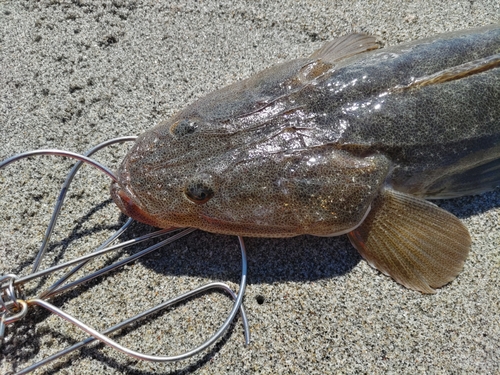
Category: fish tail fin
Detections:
[{"x1": 348, "y1": 188, "x2": 471, "y2": 293}]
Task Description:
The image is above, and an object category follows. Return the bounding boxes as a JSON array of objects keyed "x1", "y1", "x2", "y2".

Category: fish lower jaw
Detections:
[{"x1": 110, "y1": 182, "x2": 164, "y2": 228}]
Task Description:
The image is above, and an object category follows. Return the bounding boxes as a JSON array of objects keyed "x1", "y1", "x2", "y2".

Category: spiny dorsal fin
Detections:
[
  {"x1": 348, "y1": 189, "x2": 471, "y2": 293},
  {"x1": 309, "y1": 33, "x2": 379, "y2": 64}
]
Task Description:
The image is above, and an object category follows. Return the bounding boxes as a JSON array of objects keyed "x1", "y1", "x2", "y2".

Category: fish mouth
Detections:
[{"x1": 110, "y1": 181, "x2": 164, "y2": 228}]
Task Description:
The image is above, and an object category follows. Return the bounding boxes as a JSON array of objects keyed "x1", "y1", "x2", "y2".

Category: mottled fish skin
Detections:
[
  {"x1": 324, "y1": 28, "x2": 500, "y2": 199},
  {"x1": 111, "y1": 25, "x2": 499, "y2": 293}
]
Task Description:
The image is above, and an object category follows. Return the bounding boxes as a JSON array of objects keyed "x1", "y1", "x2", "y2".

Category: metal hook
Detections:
[{"x1": 0, "y1": 139, "x2": 250, "y2": 374}]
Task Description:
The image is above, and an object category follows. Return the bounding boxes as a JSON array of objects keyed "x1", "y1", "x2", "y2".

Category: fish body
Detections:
[{"x1": 112, "y1": 25, "x2": 500, "y2": 293}]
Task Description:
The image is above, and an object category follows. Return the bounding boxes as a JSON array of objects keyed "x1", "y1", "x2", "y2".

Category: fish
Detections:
[{"x1": 111, "y1": 25, "x2": 500, "y2": 294}]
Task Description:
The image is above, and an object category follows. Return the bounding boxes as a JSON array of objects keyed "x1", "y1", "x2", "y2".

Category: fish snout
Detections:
[{"x1": 110, "y1": 181, "x2": 162, "y2": 228}]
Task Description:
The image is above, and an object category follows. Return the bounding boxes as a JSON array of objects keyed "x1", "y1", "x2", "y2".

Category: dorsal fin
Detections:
[{"x1": 310, "y1": 33, "x2": 379, "y2": 64}]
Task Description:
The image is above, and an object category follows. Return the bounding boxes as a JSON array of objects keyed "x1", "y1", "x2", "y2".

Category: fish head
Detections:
[
  {"x1": 111, "y1": 113, "x2": 389, "y2": 238},
  {"x1": 111, "y1": 56, "x2": 390, "y2": 237}
]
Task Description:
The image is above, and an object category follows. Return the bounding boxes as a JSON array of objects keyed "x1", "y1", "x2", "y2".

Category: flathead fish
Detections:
[{"x1": 111, "y1": 25, "x2": 500, "y2": 293}]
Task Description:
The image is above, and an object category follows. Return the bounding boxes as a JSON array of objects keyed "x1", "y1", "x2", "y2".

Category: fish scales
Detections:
[{"x1": 111, "y1": 25, "x2": 500, "y2": 293}]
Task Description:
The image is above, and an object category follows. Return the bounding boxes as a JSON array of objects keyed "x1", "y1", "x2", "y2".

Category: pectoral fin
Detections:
[{"x1": 348, "y1": 189, "x2": 471, "y2": 293}]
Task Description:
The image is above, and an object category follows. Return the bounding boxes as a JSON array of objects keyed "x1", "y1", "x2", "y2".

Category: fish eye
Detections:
[
  {"x1": 170, "y1": 119, "x2": 197, "y2": 137},
  {"x1": 185, "y1": 181, "x2": 214, "y2": 204}
]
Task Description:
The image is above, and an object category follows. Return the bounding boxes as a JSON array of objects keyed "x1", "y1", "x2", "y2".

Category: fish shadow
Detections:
[
  {"x1": 144, "y1": 231, "x2": 361, "y2": 284},
  {"x1": 434, "y1": 188, "x2": 500, "y2": 219},
  {"x1": 121, "y1": 221, "x2": 362, "y2": 285}
]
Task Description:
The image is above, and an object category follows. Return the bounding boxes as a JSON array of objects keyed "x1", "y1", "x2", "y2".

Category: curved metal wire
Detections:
[
  {"x1": 0, "y1": 149, "x2": 119, "y2": 182},
  {"x1": 23, "y1": 238, "x2": 247, "y2": 364},
  {"x1": 0, "y1": 141, "x2": 250, "y2": 374}
]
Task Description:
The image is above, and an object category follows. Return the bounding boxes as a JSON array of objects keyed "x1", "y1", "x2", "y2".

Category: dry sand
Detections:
[{"x1": 1, "y1": 1, "x2": 499, "y2": 374}]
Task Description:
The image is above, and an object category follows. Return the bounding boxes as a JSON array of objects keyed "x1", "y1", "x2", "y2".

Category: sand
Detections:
[{"x1": 1, "y1": 1, "x2": 499, "y2": 374}]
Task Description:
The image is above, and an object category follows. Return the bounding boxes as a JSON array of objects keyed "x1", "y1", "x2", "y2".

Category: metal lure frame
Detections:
[{"x1": 0, "y1": 137, "x2": 250, "y2": 374}]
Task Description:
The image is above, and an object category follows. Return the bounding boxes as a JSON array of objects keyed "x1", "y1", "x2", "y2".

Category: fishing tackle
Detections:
[{"x1": 0, "y1": 138, "x2": 250, "y2": 374}]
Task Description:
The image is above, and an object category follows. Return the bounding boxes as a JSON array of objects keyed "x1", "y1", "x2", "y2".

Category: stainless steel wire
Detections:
[{"x1": 0, "y1": 139, "x2": 250, "y2": 374}]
